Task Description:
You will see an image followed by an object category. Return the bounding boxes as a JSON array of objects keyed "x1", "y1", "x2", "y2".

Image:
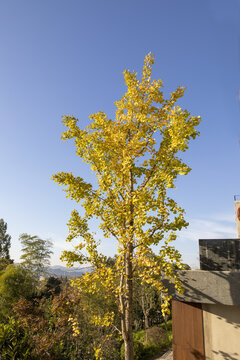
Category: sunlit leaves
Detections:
[{"x1": 52, "y1": 53, "x2": 201, "y2": 349}]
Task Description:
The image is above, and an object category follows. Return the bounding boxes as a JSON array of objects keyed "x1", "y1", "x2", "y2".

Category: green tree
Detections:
[
  {"x1": 0, "y1": 258, "x2": 13, "y2": 272},
  {"x1": 0, "y1": 219, "x2": 11, "y2": 260},
  {"x1": 0, "y1": 264, "x2": 35, "y2": 321},
  {"x1": 52, "y1": 53, "x2": 200, "y2": 360},
  {"x1": 38, "y1": 276, "x2": 62, "y2": 298},
  {"x1": 20, "y1": 234, "x2": 53, "y2": 278}
]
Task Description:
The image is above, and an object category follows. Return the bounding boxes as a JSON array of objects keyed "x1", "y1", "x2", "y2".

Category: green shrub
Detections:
[
  {"x1": 133, "y1": 329, "x2": 145, "y2": 343},
  {"x1": 0, "y1": 318, "x2": 33, "y2": 360},
  {"x1": 146, "y1": 326, "x2": 168, "y2": 346},
  {"x1": 0, "y1": 265, "x2": 35, "y2": 321},
  {"x1": 101, "y1": 337, "x2": 121, "y2": 360},
  {"x1": 131, "y1": 321, "x2": 172, "y2": 359},
  {"x1": 159, "y1": 319, "x2": 172, "y2": 331}
]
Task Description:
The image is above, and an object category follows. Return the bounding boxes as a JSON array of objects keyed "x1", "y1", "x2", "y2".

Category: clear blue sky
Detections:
[{"x1": 0, "y1": 0, "x2": 240, "y2": 268}]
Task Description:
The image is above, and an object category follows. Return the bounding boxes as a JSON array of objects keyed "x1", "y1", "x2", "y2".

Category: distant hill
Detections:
[{"x1": 46, "y1": 265, "x2": 93, "y2": 278}]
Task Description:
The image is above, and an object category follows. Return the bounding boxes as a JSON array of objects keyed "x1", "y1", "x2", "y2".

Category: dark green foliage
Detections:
[
  {"x1": 159, "y1": 319, "x2": 172, "y2": 331},
  {"x1": 0, "y1": 219, "x2": 11, "y2": 260},
  {"x1": 100, "y1": 338, "x2": 121, "y2": 360},
  {"x1": 0, "y1": 258, "x2": 13, "y2": 272},
  {"x1": 0, "y1": 318, "x2": 33, "y2": 360},
  {"x1": 39, "y1": 276, "x2": 62, "y2": 298},
  {"x1": 132, "y1": 321, "x2": 172, "y2": 359},
  {"x1": 104, "y1": 256, "x2": 118, "y2": 267}
]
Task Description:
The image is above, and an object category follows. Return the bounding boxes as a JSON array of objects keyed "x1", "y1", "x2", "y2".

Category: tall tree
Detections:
[
  {"x1": 0, "y1": 219, "x2": 11, "y2": 259},
  {"x1": 20, "y1": 234, "x2": 53, "y2": 278},
  {"x1": 52, "y1": 53, "x2": 201, "y2": 360}
]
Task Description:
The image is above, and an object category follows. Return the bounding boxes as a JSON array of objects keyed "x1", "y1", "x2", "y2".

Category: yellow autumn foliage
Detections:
[{"x1": 52, "y1": 53, "x2": 200, "y2": 359}]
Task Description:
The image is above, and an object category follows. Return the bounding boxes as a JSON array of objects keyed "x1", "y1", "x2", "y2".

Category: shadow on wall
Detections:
[
  {"x1": 170, "y1": 239, "x2": 240, "y2": 360},
  {"x1": 212, "y1": 350, "x2": 239, "y2": 360},
  {"x1": 179, "y1": 270, "x2": 240, "y2": 329},
  {"x1": 178, "y1": 271, "x2": 217, "y2": 303},
  {"x1": 199, "y1": 239, "x2": 240, "y2": 271},
  {"x1": 200, "y1": 239, "x2": 240, "y2": 326},
  {"x1": 165, "y1": 239, "x2": 240, "y2": 310}
]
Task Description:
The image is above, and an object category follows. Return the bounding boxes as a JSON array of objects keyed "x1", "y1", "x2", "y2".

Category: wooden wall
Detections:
[{"x1": 172, "y1": 300, "x2": 205, "y2": 360}]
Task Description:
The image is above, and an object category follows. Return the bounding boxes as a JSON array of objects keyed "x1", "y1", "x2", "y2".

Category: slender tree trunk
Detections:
[
  {"x1": 119, "y1": 246, "x2": 135, "y2": 360},
  {"x1": 141, "y1": 291, "x2": 150, "y2": 342},
  {"x1": 141, "y1": 286, "x2": 154, "y2": 342},
  {"x1": 120, "y1": 166, "x2": 135, "y2": 360},
  {"x1": 163, "y1": 314, "x2": 168, "y2": 331},
  {"x1": 145, "y1": 313, "x2": 149, "y2": 329},
  {"x1": 124, "y1": 244, "x2": 134, "y2": 360},
  {"x1": 144, "y1": 312, "x2": 150, "y2": 343},
  {"x1": 125, "y1": 339, "x2": 134, "y2": 360}
]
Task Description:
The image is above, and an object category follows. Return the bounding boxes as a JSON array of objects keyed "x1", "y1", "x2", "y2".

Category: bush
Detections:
[
  {"x1": 0, "y1": 318, "x2": 34, "y2": 359},
  {"x1": 146, "y1": 326, "x2": 168, "y2": 346},
  {"x1": 101, "y1": 337, "x2": 121, "y2": 360},
  {"x1": 133, "y1": 329, "x2": 145, "y2": 343},
  {"x1": 159, "y1": 319, "x2": 172, "y2": 331},
  {"x1": 0, "y1": 265, "x2": 35, "y2": 321},
  {"x1": 131, "y1": 322, "x2": 172, "y2": 359}
]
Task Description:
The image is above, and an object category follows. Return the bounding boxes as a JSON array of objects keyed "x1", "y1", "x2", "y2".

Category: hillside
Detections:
[{"x1": 46, "y1": 265, "x2": 93, "y2": 278}]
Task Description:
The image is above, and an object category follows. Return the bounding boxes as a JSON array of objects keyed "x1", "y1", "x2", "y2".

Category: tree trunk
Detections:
[
  {"x1": 123, "y1": 243, "x2": 134, "y2": 360},
  {"x1": 141, "y1": 288, "x2": 151, "y2": 342},
  {"x1": 124, "y1": 339, "x2": 134, "y2": 360},
  {"x1": 121, "y1": 166, "x2": 134, "y2": 360},
  {"x1": 144, "y1": 312, "x2": 150, "y2": 343},
  {"x1": 119, "y1": 248, "x2": 134, "y2": 360},
  {"x1": 163, "y1": 314, "x2": 168, "y2": 331}
]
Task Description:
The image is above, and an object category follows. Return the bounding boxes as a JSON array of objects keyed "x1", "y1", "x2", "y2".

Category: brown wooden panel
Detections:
[{"x1": 172, "y1": 300, "x2": 205, "y2": 360}]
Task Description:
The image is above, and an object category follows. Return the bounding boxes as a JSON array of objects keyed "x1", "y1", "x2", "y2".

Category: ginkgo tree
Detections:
[{"x1": 52, "y1": 53, "x2": 200, "y2": 360}]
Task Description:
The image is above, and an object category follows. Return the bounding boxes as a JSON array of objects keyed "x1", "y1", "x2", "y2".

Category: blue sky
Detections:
[{"x1": 0, "y1": 0, "x2": 240, "y2": 268}]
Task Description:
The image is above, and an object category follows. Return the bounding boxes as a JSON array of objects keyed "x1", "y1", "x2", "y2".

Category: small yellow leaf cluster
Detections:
[
  {"x1": 68, "y1": 316, "x2": 80, "y2": 336},
  {"x1": 91, "y1": 311, "x2": 115, "y2": 328},
  {"x1": 94, "y1": 344, "x2": 103, "y2": 360}
]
